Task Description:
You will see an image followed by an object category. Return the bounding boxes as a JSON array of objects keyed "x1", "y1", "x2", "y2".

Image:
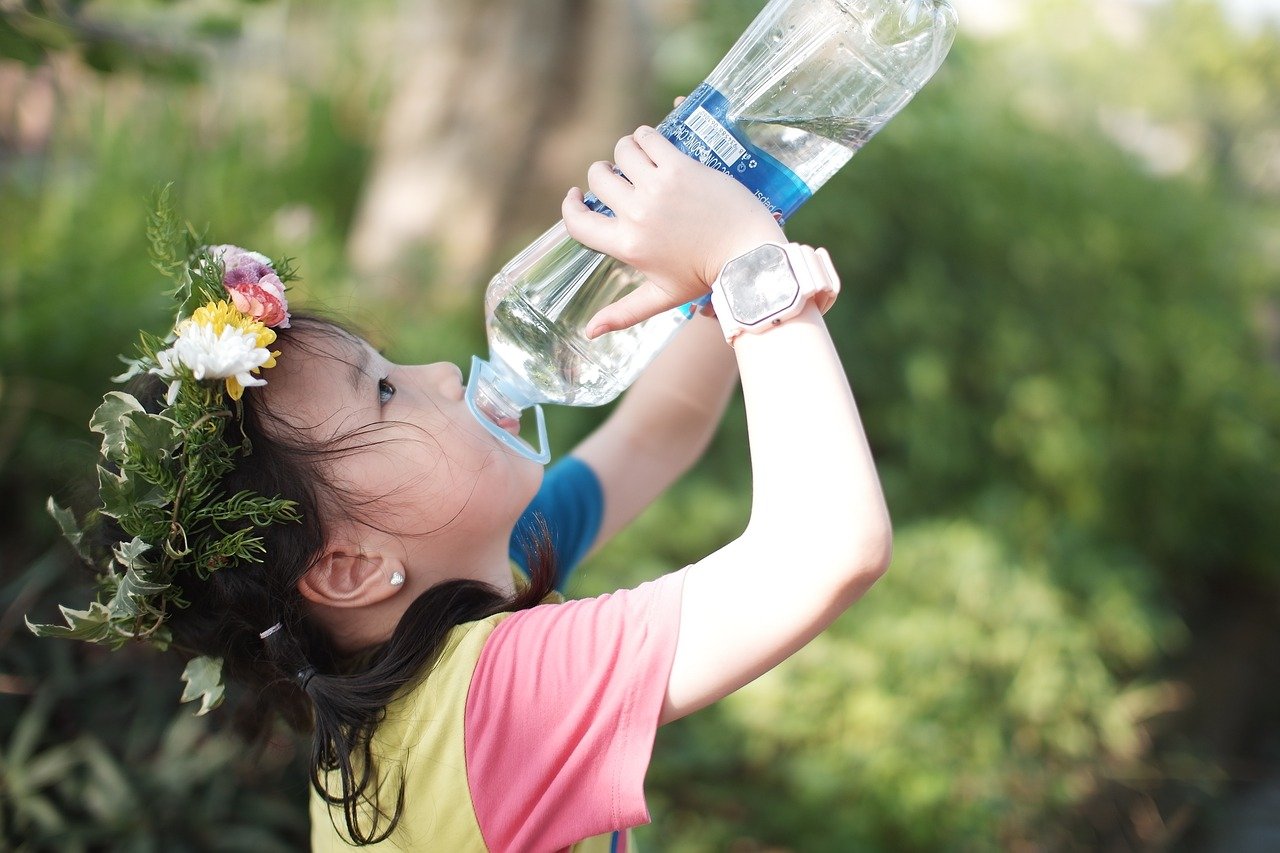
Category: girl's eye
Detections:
[{"x1": 377, "y1": 378, "x2": 396, "y2": 405}]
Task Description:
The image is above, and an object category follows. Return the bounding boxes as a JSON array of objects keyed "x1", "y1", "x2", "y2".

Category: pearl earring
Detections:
[{"x1": 390, "y1": 571, "x2": 405, "y2": 587}]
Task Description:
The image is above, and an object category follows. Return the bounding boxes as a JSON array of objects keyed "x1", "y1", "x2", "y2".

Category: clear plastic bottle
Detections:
[{"x1": 467, "y1": 0, "x2": 958, "y2": 462}]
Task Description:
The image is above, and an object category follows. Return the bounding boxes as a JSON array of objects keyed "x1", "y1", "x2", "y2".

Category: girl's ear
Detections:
[{"x1": 298, "y1": 548, "x2": 406, "y2": 609}]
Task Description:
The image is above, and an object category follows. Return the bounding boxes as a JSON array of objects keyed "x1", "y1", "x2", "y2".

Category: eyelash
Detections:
[{"x1": 377, "y1": 377, "x2": 396, "y2": 405}]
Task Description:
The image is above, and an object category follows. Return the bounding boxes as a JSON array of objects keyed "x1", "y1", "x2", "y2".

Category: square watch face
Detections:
[{"x1": 723, "y1": 244, "x2": 800, "y2": 326}]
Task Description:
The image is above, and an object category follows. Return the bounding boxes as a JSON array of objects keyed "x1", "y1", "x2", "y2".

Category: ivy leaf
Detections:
[
  {"x1": 180, "y1": 656, "x2": 225, "y2": 716},
  {"x1": 46, "y1": 497, "x2": 92, "y2": 563},
  {"x1": 108, "y1": 538, "x2": 168, "y2": 619},
  {"x1": 97, "y1": 466, "x2": 167, "y2": 520},
  {"x1": 112, "y1": 537, "x2": 152, "y2": 570},
  {"x1": 125, "y1": 411, "x2": 180, "y2": 458},
  {"x1": 90, "y1": 392, "x2": 145, "y2": 463},
  {"x1": 97, "y1": 466, "x2": 134, "y2": 520},
  {"x1": 25, "y1": 602, "x2": 115, "y2": 645}
]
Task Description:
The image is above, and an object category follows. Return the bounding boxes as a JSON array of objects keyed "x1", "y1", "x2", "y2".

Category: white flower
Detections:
[
  {"x1": 150, "y1": 349, "x2": 185, "y2": 406},
  {"x1": 172, "y1": 323, "x2": 271, "y2": 383},
  {"x1": 151, "y1": 301, "x2": 279, "y2": 402}
]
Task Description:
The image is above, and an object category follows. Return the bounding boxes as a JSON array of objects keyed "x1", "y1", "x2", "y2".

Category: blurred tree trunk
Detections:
[{"x1": 347, "y1": 0, "x2": 655, "y2": 297}]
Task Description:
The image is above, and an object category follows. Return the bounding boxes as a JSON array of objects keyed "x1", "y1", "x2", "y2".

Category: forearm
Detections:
[
  {"x1": 568, "y1": 311, "x2": 738, "y2": 557},
  {"x1": 661, "y1": 302, "x2": 892, "y2": 722},
  {"x1": 603, "y1": 310, "x2": 737, "y2": 468},
  {"x1": 735, "y1": 303, "x2": 890, "y2": 581}
]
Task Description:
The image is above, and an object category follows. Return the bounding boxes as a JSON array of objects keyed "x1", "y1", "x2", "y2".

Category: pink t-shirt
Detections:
[{"x1": 464, "y1": 569, "x2": 687, "y2": 852}]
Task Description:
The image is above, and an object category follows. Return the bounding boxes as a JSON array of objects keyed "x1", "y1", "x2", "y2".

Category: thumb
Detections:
[{"x1": 585, "y1": 282, "x2": 684, "y2": 339}]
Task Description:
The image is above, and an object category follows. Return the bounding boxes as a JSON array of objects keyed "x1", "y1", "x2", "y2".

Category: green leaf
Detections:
[
  {"x1": 96, "y1": 466, "x2": 129, "y2": 518},
  {"x1": 273, "y1": 254, "x2": 300, "y2": 283},
  {"x1": 25, "y1": 602, "x2": 115, "y2": 644},
  {"x1": 189, "y1": 245, "x2": 229, "y2": 307},
  {"x1": 108, "y1": 539, "x2": 168, "y2": 619},
  {"x1": 45, "y1": 498, "x2": 92, "y2": 563},
  {"x1": 125, "y1": 410, "x2": 180, "y2": 458},
  {"x1": 89, "y1": 392, "x2": 145, "y2": 463},
  {"x1": 97, "y1": 465, "x2": 166, "y2": 520},
  {"x1": 77, "y1": 737, "x2": 140, "y2": 818},
  {"x1": 148, "y1": 183, "x2": 188, "y2": 287},
  {"x1": 180, "y1": 656, "x2": 225, "y2": 716},
  {"x1": 112, "y1": 536, "x2": 152, "y2": 570}
]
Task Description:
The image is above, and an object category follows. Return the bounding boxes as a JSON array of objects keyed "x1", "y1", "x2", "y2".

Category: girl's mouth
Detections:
[
  {"x1": 495, "y1": 415, "x2": 521, "y2": 438},
  {"x1": 472, "y1": 393, "x2": 522, "y2": 439},
  {"x1": 464, "y1": 355, "x2": 548, "y2": 463}
]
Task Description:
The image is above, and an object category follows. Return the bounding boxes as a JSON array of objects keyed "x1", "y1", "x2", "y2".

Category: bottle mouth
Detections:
[{"x1": 465, "y1": 355, "x2": 551, "y2": 464}]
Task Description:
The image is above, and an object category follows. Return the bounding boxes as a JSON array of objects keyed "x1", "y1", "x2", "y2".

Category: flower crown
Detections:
[{"x1": 27, "y1": 189, "x2": 302, "y2": 714}]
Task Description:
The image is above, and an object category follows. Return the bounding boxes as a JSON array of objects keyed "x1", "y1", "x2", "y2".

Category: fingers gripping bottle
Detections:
[{"x1": 466, "y1": 0, "x2": 957, "y2": 462}]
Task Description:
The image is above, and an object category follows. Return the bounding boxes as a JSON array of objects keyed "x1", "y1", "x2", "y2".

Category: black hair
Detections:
[{"x1": 117, "y1": 313, "x2": 557, "y2": 844}]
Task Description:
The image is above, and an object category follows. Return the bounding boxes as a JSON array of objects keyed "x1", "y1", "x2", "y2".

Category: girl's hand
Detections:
[{"x1": 562, "y1": 126, "x2": 785, "y2": 338}]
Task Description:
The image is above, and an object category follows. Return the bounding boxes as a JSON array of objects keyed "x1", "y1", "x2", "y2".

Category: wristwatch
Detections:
[{"x1": 709, "y1": 242, "x2": 840, "y2": 345}]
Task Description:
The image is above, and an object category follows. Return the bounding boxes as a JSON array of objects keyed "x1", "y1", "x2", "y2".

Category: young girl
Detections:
[{"x1": 39, "y1": 127, "x2": 890, "y2": 851}]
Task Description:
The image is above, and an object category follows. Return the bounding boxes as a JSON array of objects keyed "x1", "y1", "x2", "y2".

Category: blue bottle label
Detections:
[
  {"x1": 583, "y1": 83, "x2": 812, "y2": 225},
  {"x1": 657, "y1": 83, "x2": 812, "y2": 224}
]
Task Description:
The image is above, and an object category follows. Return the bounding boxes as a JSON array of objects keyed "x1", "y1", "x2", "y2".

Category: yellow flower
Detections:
[{"x1": 161, "y1": 301, "x2": 282, "y2": 401}]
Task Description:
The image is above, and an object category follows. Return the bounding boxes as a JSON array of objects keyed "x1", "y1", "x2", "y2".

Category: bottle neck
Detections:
[{"x1": 464, "y1": 355, "x2": 551, "y2": 464}]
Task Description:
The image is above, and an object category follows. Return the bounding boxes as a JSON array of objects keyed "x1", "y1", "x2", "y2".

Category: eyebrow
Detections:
[
  {"x1": 347, "y1": 344, "x2": 386, "y2": 390},
  {"x1": 348, "y1": 345, "x2": 372, "y2": 390}
]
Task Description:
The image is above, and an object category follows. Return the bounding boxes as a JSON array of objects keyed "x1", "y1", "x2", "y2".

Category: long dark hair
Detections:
[{"x1": 115, "y1": 314, "x2": 557, "y2": 844}]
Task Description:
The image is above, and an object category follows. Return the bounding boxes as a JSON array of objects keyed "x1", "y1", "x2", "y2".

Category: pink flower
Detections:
[
  {"x1": 205, "y1": 244, "x2": 291, "y2": 328},
  {"x1": 226, "y1": 272, "x2": 291, "y2": 328}
]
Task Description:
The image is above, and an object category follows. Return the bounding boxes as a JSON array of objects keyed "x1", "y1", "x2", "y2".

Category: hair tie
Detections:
[
  {"x1": 296, "y1": 666, "x2": 317, "y2": 693},
  {"x1": 258, "y1": 622, "x2": 282, "y2": 640}
]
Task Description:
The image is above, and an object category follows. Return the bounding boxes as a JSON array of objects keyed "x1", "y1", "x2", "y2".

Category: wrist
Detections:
[
  {"x1": 701, "y1": 224, "x2": 788, "y2": 289},
  {"x1": 710, "y1": 242, "x2": 840, "y2": 346}
]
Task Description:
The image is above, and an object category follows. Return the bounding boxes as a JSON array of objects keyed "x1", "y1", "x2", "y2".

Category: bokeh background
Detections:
[{"x1": 2, "y1": 0, "x2": 1279, "y2": 849}]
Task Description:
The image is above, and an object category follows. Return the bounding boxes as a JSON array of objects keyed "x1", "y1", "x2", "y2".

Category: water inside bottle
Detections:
[
  {"x1": 733, "y1": 114, "x2": 881, "y2": 189},
  {"x1": 486, "y1": 254, "x2": 687, "y2": 408},
  {"x1": 482, "y1": 112, "x2": 883, "y2": 411}
]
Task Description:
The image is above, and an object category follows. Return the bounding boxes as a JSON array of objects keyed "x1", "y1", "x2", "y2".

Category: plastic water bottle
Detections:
[{"x1": 467, "y1": 0, "x2": 958, "y2": 463}]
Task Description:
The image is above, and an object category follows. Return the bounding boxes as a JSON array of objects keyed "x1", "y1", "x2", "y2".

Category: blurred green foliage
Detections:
[
  {"x1": 0, "y1": 0, "x2": 263, "y2": 78},
  {"x1": 2, "y1": 0, "x2": 1278, "y2": 849},
  {"x1": 636, "y1": 522, "x2": 1184, "y2": 850}
]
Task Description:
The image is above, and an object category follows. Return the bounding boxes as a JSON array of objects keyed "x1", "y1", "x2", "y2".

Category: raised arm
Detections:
[
  {"x1": 568, "y1": 310, "x2": 737, "y2": 560},
  {"x1": 563, "y1": 127, "x2": 891, "y2": 725},
  {"x1": 661, "y1": 301, "x2": 889, "y2": 721}
]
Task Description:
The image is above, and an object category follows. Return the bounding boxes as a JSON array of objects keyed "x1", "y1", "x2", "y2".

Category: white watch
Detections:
[{"x1": 709, "y1": 242, "x2": 840, "y2": 345}]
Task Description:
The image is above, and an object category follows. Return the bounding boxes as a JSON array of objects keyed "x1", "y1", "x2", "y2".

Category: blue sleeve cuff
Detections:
[{"x1": 508, "y1": 456, "x2": 604, "y2": 590}]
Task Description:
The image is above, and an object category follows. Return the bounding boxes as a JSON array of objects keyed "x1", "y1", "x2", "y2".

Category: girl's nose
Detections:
[{"x1": 428, "y1": 361, "x2": 465, "y2": 398}]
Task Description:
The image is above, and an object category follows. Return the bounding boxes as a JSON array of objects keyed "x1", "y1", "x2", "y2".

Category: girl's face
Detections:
[{"x1": 260, "y1": 327, "x2": 543, "y2": 553}]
